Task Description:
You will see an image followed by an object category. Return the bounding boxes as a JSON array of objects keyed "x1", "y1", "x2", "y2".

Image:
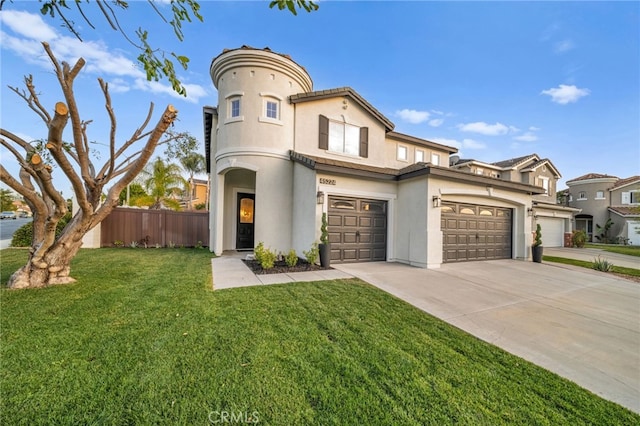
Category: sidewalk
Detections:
[{"x1": 545, "y1": 247, "x2": 639, "y2": 270}]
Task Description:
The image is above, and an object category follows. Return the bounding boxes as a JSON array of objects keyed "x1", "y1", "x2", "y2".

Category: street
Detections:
[{"x1": 0, "y1": 217, "x2": 31, "y2": 248}]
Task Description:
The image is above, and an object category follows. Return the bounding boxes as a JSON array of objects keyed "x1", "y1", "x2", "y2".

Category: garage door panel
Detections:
[
  {"x1": 536, "y1": 217, "x2": 564, "y2": 247},
  {"x1": 329, "y1": 196, "x2": 387, "y2": 263},
  {"x1": 442, "y1": 202, "x2": 512, "y2": 263}
]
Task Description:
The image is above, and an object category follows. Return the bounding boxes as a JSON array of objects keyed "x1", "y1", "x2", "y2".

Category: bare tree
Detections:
[{"x1": 0, "y1": 42, "x2": 191, "y2": 289}]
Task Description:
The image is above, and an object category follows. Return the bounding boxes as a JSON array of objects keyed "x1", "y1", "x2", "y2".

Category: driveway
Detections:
[{"x1": 334, "y1": 259, "x2": 640, "y2": 413}]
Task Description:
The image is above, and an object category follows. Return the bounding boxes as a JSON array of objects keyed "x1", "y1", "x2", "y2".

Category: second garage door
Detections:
[
  {"x1": 536, "y1": 217, "x2": 564, "y2": 247},
  {"x1": 442, "y1": 202, "x2": 513, "y2": 263},
  {"x1": 327, "y1": 196, "x2": 387, "y2": 263}
]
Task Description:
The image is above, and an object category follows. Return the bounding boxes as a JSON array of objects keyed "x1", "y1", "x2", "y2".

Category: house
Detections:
[
  {"x1": 203, "y1": 46, "x2": 561, "y2": 267},
  {"x1": 450, "y1": 154, "x2": 578, "y2": 247},
  {"x1": 564, "y1": 174, "x2": 640, "y2": 244},
  {"x1": 181, "y1": 178, "x2": 209, "y2": 210}
]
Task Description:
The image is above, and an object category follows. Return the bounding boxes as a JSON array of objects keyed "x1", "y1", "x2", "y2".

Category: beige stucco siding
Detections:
[
  {"x1": 396, "y1": 177, "x2": 431, "y2": 267},
  {"x1": 291, "y1": 163, "x2": 318, "y2": 255}
]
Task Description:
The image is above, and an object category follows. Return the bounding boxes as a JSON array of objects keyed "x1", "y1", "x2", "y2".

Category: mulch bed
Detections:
[{"x1": 242, "y1": 259, "x2": 330, "y2": 275}]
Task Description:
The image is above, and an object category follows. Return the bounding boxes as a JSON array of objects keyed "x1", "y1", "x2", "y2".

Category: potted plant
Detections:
[
  {"x1": 318, "y1": 212, "x2": 331, "y2": 268},
  {"x1": 532, "y1": 223, "x2": 543, "y2": 263}
]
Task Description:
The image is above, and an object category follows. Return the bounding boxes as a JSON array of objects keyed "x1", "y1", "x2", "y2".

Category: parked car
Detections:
[
  {"x1": 19, "y1": 212, "x2": 31, "y2": 218},
  {"x1": 1, "y1": 211, "x2": 17, "y2": 220}
]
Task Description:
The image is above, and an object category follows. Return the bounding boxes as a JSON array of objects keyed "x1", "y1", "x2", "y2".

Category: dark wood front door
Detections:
[{"x1": 236, "y1": 193, "x2": 255, "y2": 250}]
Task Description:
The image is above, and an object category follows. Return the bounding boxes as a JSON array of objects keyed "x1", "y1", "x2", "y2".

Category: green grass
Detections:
[
  {"x1": 2, "y1": 249, "x2": 638, "y2": 425},
  {"x1": 544, "y1": 255, "x2": 640, "y2": 277},
  {"x1": 585, "y1": 243, "x2": 640, "y2": 257}
]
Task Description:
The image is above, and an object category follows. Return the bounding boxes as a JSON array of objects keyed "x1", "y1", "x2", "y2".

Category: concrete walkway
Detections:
[
  {"x1": 546, "y1": 247, "x2": 639, "y2": 269},
  {"x1": 211, "y1": 251, "x2": 639, "y2": 412}
]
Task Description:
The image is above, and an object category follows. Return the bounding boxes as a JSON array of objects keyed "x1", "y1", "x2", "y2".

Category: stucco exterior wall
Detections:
[
  {"x1": 567, "y1": 178, "x2": 616, "y2": 231},
  {"x1": 291, "y1": 163, "x2": 318, "y2": 255},
  {"x1": 396, "y1": 177, "x2": 430, "y2": 267}
]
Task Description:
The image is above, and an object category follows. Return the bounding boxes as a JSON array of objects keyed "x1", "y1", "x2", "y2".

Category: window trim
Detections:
[
  {"x1": 259, "y1": 92, "x2": 283, "y2": 125},
  {"x1": 431, "y1": 153, "x2": 440, "y2": 166},
  {"x1": 225, "y1": 91, "x2": 244, "y2": 124},
  {"x1": 397, "y1": 144, "x2": 408, "y2": 162},
  {"x1": 415, "y1": 149, "x2": 425, "y2": 164},
  {"x1": 577, "y1": 191, "x2": 587, "y2": 201},
  {"x1": 595, "y1": 190, "x2": 605, "y2": 200}
]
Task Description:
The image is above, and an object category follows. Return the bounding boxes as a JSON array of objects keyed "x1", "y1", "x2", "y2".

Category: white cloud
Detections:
[
  {"x1": 462, "y1": 138, "x2": 486, "y2": 149},
  {"x1": 529, "y1": 126, "x2": 541, "y2": 131},
  {"x1": 396, "y1": 109, "x2": 430, "y2": 124},
  {"x1": 0, "y1": 10, "x2": 58, "y2": 41},
  {"x1": 554, "y1": 39, "x2": 575, "y2": 54},
  {"x1": 431, "y1": 137, "x2": 486, "y2": 150},
  {"x1": 457, "y1": 121, "x2": 510, "y2": 136},
  {"x1": 428, "y1": 118, "x2": 444, "y2": 127},
  {"x1": 0, "y1": 11, "x2": 207, "y2": 103},
  {"x1": 541, "y1": 84, "x2": 590, "y2": 104},
  {"x1": 514, "y1": 132, "x2": 538, "y2": 142},
  {"x1": 431, "y1": 137, "x2": 460, "y2": 149}
]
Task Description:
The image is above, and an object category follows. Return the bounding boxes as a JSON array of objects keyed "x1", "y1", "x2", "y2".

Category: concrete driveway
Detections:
[{"x1": 334, "y1": 259, "x2": 640, "y2": 413}]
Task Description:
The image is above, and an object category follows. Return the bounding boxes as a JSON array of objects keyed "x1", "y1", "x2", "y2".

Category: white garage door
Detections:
[{"x1": 536, "y1": 217, "x2": 564, "y2": 247}]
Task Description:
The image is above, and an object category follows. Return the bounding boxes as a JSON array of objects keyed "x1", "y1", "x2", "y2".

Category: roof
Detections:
[
  {"x1": 289, "y1": 87, "x2": 395, "y2": 132},
  {"x1": 520, "y1": 158, "x2": 562, "y2": 178},
  {"x1": 566, "y1": 173, "x2": 619, "y2": 184},
  {"x1": 290, "y1": 150, "x2": 545, "y2": 194},
  {"x1": 611, "y1": 175, "x2": 640, "y2": 190},
  {"x1": 608, "y1": 206, "x2": 640, "y2": 217},
  {"x1": 386, "y1": 131, "x2": 458, "y2": 154},
  {"x1": 212, "y1": 45, "x2": 309, "y2": 75},
  {"x1": 491, "y1": 154, "x2": 538, "y2": 168}
]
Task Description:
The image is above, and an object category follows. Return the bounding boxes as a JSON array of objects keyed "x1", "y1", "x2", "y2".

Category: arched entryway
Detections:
[{"x1": 575, "y1": 214, "x2": 593, "y2": 242}]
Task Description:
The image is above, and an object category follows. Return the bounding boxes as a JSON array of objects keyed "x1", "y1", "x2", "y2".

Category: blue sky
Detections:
[{"x1": 1, "y1": 1, "x2": 638, "y2": 196}]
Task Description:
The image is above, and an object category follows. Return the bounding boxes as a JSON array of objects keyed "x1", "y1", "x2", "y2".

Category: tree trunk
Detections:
[{"x1": 7, "y1": 239, "x2": 83, "y2": 289}]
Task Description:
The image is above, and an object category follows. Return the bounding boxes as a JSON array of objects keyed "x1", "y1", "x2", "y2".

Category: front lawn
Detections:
[
  {"x1": 1, "y1": 249, "x2": 637, "y2": 424},
  {"x1": 544, "y1": 255, "x2": 640, "y2": 278},
  {"x1": 585, "y1": 243, "x2": 640, "y2": 257}
]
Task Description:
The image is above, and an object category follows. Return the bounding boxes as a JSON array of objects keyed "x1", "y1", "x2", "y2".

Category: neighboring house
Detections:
[
  {"x1": 182, "y1": 178, "x2": 209, "y2": 210},
  {"x1": 564, "y1": 174, "x2": 640, "y2": 244},
  {"x1": 450, "y1": 154, "x2": 578, "y2": 247},
  {"x1": 203, "y1": 46, "x2": 557, "y2": 267}
]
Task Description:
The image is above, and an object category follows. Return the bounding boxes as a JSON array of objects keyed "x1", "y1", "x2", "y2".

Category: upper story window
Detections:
[
  {"x1": 259, "y1": 93, "x2": 283, "y2": 125},
  {"x1": 595, "y1": 190, "x2": 605, "y2": 199},
  {"x1": 225, "y1": 91, "x2": 244, "y2": 123},
  {"x1": 577, "y1": 191, "x2": 587, "y2": 200},
  {"x1": 397, "y1": 145, "x2": 408, "y2": 161},
  {"x1": 266, "y1": 101, "x2": 278, "y2": 119},
  {"x1": 318, "y1": 115, "x2": 369, "y2": 158},
  {"x1": 415, "y1": 149, "x2": 425, "y2": 163},
  {"x1": 538, "y1": 177, "x2": 549, "y2": 195},
  {"x1": 475, "y1": 167, "x2": 484, "y2": 175},
  {"x1": 431, "y1": 153, "x2": 440, "y2": 166},
  {"x1": 622, "y1": 191, "x2": 639, "y2": 205},
  {"x1": 490, "y1": 171, "x2": 500, "y2": 178}
]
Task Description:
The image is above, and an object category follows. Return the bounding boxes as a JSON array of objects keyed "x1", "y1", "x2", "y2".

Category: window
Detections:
[
  {"x1": 318, "y1": 115, "x2": 368, "y2": 158},
  {"x1": 415, "y1": 149, "x2": 425, "y2": 163},
  {"x1": 475, "y1": 167, "x2": 484, "y2": 175},
  {"x1": 329, "y1": 121, "x2": 360, "y2": 156},
  {"x1": 490, "y1": 172, "x2": 500, "y2": 178},
  {"x1": 397, "y1": 145, "x2": 408, "y2": 161},
  {"x1": 623, "y1": 191, "x2": 639, "y2": 204},
  {"x1": 260, "y1": 93, "x2": 283, "y2": 124},
  {"x1": 230, "y1": 98, "x2": 240, "y2": 117},
  {"x1": 578, "y1": 191, "x2": 587, "y2": 200},
  {"x1": 595, "y1": 190, "x2": 605, "y2": 199},
  {"x1": 225, "y1": 92, "x2": 244, "y2": 123},
  {"x1": 266, "y1": 101, "x2": 278, "y2": 119},
  {"x1": 569, "y1": 194, "x2": 573, "y2": 202},
  {"x1": 431, "y1": 153, "x2": 440, "y2": 166},
  {"x1": 539, "y1": 177, "x2": 549, "y2": 194}
]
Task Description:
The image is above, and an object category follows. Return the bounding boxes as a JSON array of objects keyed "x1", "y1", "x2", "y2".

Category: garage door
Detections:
[
  {"x1": 441, "y1": 202, "x2": 512, "y2": 263},
  {"x1": 536, "y1": 217, "x2": 564, "y2": 247},
  {"x1": 327, "y1": 196, "x2": 387, "y2": 263}
]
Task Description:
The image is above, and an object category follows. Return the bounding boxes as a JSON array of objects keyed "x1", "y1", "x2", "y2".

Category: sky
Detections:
[{"x1": 1, "y1": 1, "x2": 638, "y2": 197}]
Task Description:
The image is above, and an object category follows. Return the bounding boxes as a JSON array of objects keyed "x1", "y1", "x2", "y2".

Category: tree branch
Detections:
[{"x1": 7, "y1": 76, "x2": 52, "y2": 125}]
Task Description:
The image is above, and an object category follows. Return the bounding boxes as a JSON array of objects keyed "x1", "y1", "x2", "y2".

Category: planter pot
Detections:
[
  {"x1": 319, "y1": 243, "x2": 331, "y2": 268},
  {"x1": 532, "y1": 245, "x2": 543, "y2": 263}
]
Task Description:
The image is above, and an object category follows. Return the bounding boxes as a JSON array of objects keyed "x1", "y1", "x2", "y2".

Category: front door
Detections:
[{"x1": 236, "y1": 193, "x2": 255, "y2": 250}]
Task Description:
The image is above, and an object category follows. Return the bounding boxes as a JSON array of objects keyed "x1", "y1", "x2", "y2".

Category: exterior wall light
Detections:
[
  {"x1": 317, "y1": 191, "x2": 324, "y2": 205},
  {"x1": 527, "y1": 207, "x2": 534, "y2": 217},
  {"x1": 432, "y1": 195, "x2": 441, "y2": 208}
]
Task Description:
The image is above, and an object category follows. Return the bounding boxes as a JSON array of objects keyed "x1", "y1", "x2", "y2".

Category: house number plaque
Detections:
[{"x1": 319, "y1": 178, "x2": 336, "y2": 185}]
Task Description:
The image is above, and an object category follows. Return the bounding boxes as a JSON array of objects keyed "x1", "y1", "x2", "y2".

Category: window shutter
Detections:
[
  {"x1": 621, "y1": 192, "x2": 630, "y2": 205},
  {"x1": 319, "y1": 115, "x2": 329, "y2": 150},
  {"x1": 359, "y1": 127, "x2": 369, "y2": 158}
]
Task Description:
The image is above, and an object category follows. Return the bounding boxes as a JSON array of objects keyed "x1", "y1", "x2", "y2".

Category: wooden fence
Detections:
[{"x1": 100, "y1": 207, "x2": 209, "y2": 248}]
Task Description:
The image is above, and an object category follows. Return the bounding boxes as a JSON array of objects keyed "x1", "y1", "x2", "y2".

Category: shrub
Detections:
[
  {"x1": 572, "y1": 230, "x2": 587, "y2": 248},
  {"x1": 259, "y1": 246, "x2": 277, "y2": 269},
  {"x1": 320, "y1": 213, "x2": 329, "y2": 245},
  {"x1": 254, "y1": 242, "x2": 266, "y2": 264},
  {"x1": 533, "y1": 224, "x2": 542, "y2": 247},
  {"x1": 592, "y1": 256, "x2": 613, "y2": 272},
  {"x1": 303, "y1": 243, "x2": 319, "y2": 265},
  {"x1": 10, "y1": 213, "x2": 71, "y2": 247},
  {"x1": 285, "y1": 249, "x2": 298, "y2": 267},
  {"x1": 113, "y1": 240, "x2": 124, "y2": 247},
  {"x1": 129, "y1": 241, "x2": 139, "y2": 248}
]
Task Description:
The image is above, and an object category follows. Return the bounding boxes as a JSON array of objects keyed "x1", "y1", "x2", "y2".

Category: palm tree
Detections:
[
  {"x1": 138, "y1": 157, "x2": 186, "y2": 210},
  {"x1": 180, "y1": 153, "x2": 206, "y2": 210}
]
